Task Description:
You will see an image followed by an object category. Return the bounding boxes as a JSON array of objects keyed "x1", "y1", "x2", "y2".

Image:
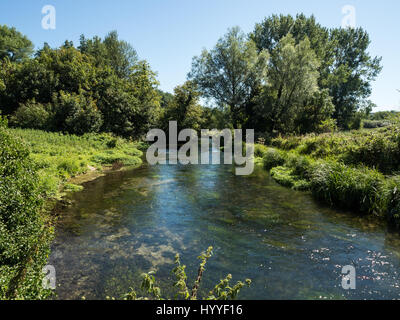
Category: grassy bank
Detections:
[
  {"x1": 10, "y1": 128, "x2": 144, "y2": 199},
  {"x1": 255, "y1": 126, "x2": 400, "y2": 226},
  {"x1": 0, "y1": 126, "x2": 143, "y2": 299}
]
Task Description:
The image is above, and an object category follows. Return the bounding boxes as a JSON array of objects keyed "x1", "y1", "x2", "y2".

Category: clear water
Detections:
[{"x1": 50, "y1": 150, "x2": 400, "y2": 300}]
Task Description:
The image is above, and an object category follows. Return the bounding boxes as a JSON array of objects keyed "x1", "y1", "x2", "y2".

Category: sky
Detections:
[{"x1": 0, "y1": 0, "x2": 399, "y2": 111}]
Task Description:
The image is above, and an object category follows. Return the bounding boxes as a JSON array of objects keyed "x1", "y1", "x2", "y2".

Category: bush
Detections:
[
  {"x1": 254, "y1": 144, "x2": 268, "y2": 158},
  {"x1": 263, "y1": 148, "x2": 287, "y2": 170},
  {"x1": 52, "y1": 91, "x2": 103, "y2": 135},
  {"x1": 11, "y1": 100, "x2": 52, "y2": 130},
  {"x1": 362, "y1": 120, "x2": 390, "y2": 129},
  {"x1": 271, "y1": 135, "x2": 302, "y2": 150},
  {"x1": 0, "y1": 126, "x2": 52, "y2": 299},
  {"x1": 270, "y1": 166, "x2": 310, "y2": 191},
  {"x1": 285, "y1": 152, "x2": 314, "y2": 180},
  {"x1": 317, "y1": 118, "x2": 337, "y2": 133},
  {"x1": 57, "y1": 159, "x2": 81, "y2": 177},
  {"x1": 342, "y1": 127, "x2": 400, "y2": 174}
]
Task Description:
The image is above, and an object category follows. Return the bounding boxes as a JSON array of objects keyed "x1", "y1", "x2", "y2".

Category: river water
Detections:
[{"x1": 50, "y1": 149, "x2": 400, "y2": 300}]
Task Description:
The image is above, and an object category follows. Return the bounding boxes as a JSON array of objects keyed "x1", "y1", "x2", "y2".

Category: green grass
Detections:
[
  {"x1": 10, "y1": 129, "x2": 143, "y2": 198},
  {"x1": 256, "y1": 125, "x2": 400, "y2": 224},
  {"x1": 270, "y1": 126, "x2": 400, "y2": 174},
  {"x1": 0, "y1": 126, "x2": 144, "y2": 299}
]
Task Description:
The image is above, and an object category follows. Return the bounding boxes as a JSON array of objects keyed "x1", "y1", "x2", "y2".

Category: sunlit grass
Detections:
[{"x1": 10, "y1": 128, "x2": 143, "y2": 198}]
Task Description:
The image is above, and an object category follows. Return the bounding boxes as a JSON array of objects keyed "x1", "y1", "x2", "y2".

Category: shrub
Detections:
[
  {"x1": 57, "y1": 159, "x2": 81, "y2": 177},
  {"x1": 317, "y1": 118, "x2": 337, "y2": 133},
  {"x1": 271, "y1": 135, "x2": 302, "y2": 150},
  {"x1": 11, "y1": 100, "x2": 52, "y2": 130},
  {"x1": 254, "y1": 144, "x2": 268, "y2": 158},
  {"x1": 263, "y1": 148, "x2": 286, "y2": 170},
  {"x1": 342, "y1": 127, "x2": 400, "y2": 174},
  {"x1": 285, "y1": 152, "x2": 315, "y2": 180},
  {"x1": 362, "y1": 120, "x2": 390, "y2": 129},
  {"x1": 0, "y1": 126, "x2": 52, "y2": 299},
  {"x1": 52, "y1": 91, "x2": 103, "y2": 135}
]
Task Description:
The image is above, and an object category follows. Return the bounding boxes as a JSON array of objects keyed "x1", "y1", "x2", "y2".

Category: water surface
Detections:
[{"x1": 50, "y1": 151, "x2": 400, "y2": 299}]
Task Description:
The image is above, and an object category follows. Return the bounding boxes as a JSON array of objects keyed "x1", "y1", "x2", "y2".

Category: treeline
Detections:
[
  {"x1": 0, "y1": 28, "x2": 161, "y2": 138},
  {"x1": 1, "y1": 14, "x2": 381, "y2": 139},
  {"x1": 189, "y1": 14, "x2": 382, "y2": 137}
]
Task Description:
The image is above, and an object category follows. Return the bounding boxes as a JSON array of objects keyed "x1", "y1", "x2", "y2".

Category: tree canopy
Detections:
[
  {"x1": 0, "y1": 15, "x2": 383, "y2": 139},
  {"x1": 0, "y1": 25, "x2": 33, "y2": 62}
]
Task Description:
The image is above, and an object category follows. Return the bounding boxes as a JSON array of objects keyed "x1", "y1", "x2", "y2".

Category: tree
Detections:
[
  {"x1": 327, "y1": 27, "x2": 382, "y2": 128},
  {"x1": 250, "y1": 14, "x2": 382, "y2": 129},
  {"x1": 254, "y1": 35, "x2": 333, "y2": 134},
  {"x1": 250, "y1": 14, "x2": 332, "y2": 67},
  {"x1": 189, "y1": 27, "x2": 269, "y2": 128},
  {"x1": 0, "y1": 25, "x2": 33, "y2": 62},
  {"x1": 161, "y1": 81, "x2": 205, "y2": 132},
  {"x1": 95, "y1": 60, "x2": 161, "y2": 138},
  {"x1": 79, "y1": 31, "x2": 138, "y2": 78},
  {"x1": 0, "y1": 46, "x2": 98, "y2": 115}
]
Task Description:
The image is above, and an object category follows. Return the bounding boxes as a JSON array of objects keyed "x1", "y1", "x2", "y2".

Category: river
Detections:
[{"x1": 49, "y1": 148, "x2": 400, "y2": 300}]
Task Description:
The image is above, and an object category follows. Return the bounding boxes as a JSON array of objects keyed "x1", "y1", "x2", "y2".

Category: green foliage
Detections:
[
  {"x1": 0, "y1": 25, "x2": 33, "y2": 62},
  {"x1": 253, "y1": 144, "x2": 268, "y2": 158},
  {"x1": 261, "y1": 127, "x2": 400, "y2": 220},
  {"x1": 11, "y1": 100, "x2": 52, "y2": 130},
  {"x1": 269, "y1": 126, "x2": 400, "y2": 175},
  {"x1": 386, "y1": 176, "x2": 400, "y2": 227},
  {"x1": 270, "y1": 166, "x2": 310, "y2": 191},
  {"x1": 327, "y1": 28, "x2": 382, "y2": 128},
  {"x1": 362, "y1": 120, "x2": 390, "y2": 129},
  {"x1": 160, "y1": 81, "x2": 206, "y2": 132},
  {"x1": 79, "y1": 31, "x2": 138, "y2": 79},
  {"x1": 123, "y1": 247, "x2": 251, "y2": 300},
  {"x1": 317, "y1": 118, "x2": 337, "y2": 133},
  {"x1": 263, "y1": 148, "x2": 287, "y2": 170},
  {"x1": 189, "y1": 27, "x2": 269, "y2": 127},
  {"x1": 9, "y1": 129, "x2": 142, "y2": 198},
  {"x1": 254, "y1": 34, "x2": 334, "y2": 135},
  {"x1": 0, "y1": 29, "x2": 161, "y2": 139},
  {"x1": 52, "y1": 91, "x2": 103, "y2": 135},
  {"x1": 310, "y1": 161, "x2": 386, "y2": 215},
  {"x1": 250, "y1": 14, "x2": 382, "y2": 130},
  {"x1": 0, "y1": 126, "x2": 53, "y2": 299}
]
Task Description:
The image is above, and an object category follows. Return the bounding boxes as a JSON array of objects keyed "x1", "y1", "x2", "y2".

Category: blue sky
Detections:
[{"x1": 0, "y1": 0, "x2": 399, "y2": 111}]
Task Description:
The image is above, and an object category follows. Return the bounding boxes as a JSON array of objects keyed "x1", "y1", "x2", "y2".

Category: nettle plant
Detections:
[{"x1": 122, "y1": 247, "x2": 251, "y2": 300}]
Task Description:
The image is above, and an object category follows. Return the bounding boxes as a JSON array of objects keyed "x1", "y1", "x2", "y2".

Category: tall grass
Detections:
[
  {"x1": 256, "y1": 126, "x2": 400, "y2": 223},
  {"x1": 269, "y1": 126, "x2": 400, "y2": 174}
]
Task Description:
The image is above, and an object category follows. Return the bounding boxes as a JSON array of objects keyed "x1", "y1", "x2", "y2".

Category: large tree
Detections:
[
  {"x1": 188, "y1": 27, "x2": 269, "y2": 128},
  {"x1": 327, "y1": 27, "x2": 382, "y2": 128},
  {"x1": 254, "y1": 35, "x2": 334, "y2": 134},
  {"x1": 79, "y1": 31, "x2": 138, "y2": 79},
  {"x1": 250, "y1": 14, "x2": 382, "y2": 128},
  {"x1": 160, "y1": 81, "x2": 205, "y2": 132},
  {"x1": 0, "y1": 25, "x2": 33, "y2": 62}
]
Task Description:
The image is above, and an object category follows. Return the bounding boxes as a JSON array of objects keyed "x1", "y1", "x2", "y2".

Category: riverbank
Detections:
[
  {"x1": 1, "y1": 127, "x2": 144, "y2": 299},
  {"x1": 10, "y1": 128, "x2": 144, "y2": 199},
  {"x1": 255, "y1": 126, "x2": 400, "y2": 227}
]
